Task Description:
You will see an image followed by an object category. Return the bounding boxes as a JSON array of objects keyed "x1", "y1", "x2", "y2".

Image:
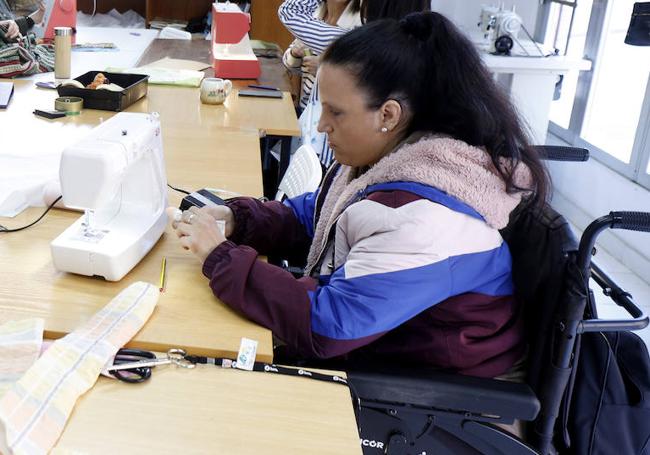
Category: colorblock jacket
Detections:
[{"x1": 203, "y1": 136, "x2": 532, "y2": 377}]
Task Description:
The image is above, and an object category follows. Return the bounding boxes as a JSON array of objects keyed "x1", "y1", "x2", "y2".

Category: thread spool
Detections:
[{"x1": 54, "y1": 96, "x2": 83, "y2": 115}]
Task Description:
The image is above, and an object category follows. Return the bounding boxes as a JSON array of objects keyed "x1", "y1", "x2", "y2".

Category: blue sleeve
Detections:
[{"x1": 283, "y1": 189, "x2": 318, "y2": 238}]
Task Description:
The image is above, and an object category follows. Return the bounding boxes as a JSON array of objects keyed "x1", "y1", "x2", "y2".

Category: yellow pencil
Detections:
[{"x1": 159, "y1": 257, "x2": 167, "y2": 292}]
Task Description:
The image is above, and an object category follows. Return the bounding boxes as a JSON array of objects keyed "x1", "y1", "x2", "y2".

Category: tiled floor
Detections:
[{"x1": 586, "y1": 241, "x2": 650, "y2": 347}]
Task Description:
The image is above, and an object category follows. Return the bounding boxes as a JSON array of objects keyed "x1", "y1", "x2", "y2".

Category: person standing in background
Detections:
[
  {"x1": 279, "y1": 0, "x2": 430, "y2": 167},
  {"x1": 283, "y1": 0, "x2": 361, "y2": 114}
]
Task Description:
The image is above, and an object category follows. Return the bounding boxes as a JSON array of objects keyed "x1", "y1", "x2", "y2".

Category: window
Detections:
[
  {"x1": 581, "y1": 0, "x2": 650, "y2": 164},
  {"x1": 539, "y1": 0, "x2": 650, "y2": 189},
  {"x1": 543, "y1": 0, "x2": 593, "y2": 129}
]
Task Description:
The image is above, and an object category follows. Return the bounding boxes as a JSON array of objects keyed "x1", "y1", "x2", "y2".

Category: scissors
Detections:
[{"x1": 107, "y1": 348, "x2": 195, "y2": 383}]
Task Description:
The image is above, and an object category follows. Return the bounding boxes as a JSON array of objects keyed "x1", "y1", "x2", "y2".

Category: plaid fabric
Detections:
[
  {"x1": 0, "y1": 319, "x2": 44, "y2": 400},
  {"x1": 0, "y1": 282, "x2": 159, "y2": 455},
  {"x1": 0, "y1": 34, "x2": 54, "y2": 78}
]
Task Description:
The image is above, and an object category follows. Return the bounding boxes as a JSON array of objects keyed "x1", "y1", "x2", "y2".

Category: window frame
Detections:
[{"x1": 537, "y1": 0, "x2": 650, "y2": 190}]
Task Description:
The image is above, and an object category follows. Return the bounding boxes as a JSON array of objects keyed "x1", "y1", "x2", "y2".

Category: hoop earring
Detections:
[{"x1": 381, "y1": 127, "x2": 388, "y2": 133}]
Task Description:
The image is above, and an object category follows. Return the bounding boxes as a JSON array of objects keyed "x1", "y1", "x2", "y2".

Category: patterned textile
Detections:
[
  {"x1": 0, "y1": 319, "x2": 43, "y2": 399},
  {"x1": 0, "y1": 282, "x2": 159, "y2": 455},
  {"x1": 0, "y1": 34, "x2": 54, "y2": 78}
]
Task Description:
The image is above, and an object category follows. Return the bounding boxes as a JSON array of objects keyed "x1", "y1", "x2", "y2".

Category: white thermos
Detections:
[{"x1": 54, "y1": 26, "x2": 72, "y2": 80}]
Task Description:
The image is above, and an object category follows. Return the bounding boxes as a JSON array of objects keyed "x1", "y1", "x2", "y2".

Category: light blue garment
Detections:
[{"x1": 299, "y1": 75, "x2": 335, "y2": 166}]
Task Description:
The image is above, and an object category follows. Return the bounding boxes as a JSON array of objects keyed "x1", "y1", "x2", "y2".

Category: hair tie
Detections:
[{"x1": 400, "y1": 13, "x2": 433, "y2": 42}]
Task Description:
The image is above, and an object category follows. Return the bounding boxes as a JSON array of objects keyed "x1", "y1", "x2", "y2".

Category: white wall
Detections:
[{"x1": 430, "y1": 0, "x2": 539, "y2": 35}]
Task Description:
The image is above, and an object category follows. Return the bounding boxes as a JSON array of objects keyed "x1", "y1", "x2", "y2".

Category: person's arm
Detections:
[
  {"x1": 204, "y1": 195, "x2": 515, "y2": 360},
  {"x1": 226, "y1": 191, "x2": 317, "y2": 260},
  {"x1": 282, "y1": 39, "x2": 304, "y2": 74},
  {"x1": 28, "y1": 2, "x2": 45, "y2": 25},
  {"x1": 278, "y1": 0, "x2": 346, "y2": 55},
  {"x1": 202, "y1": 205, "x2": 437, "y2": 359}
]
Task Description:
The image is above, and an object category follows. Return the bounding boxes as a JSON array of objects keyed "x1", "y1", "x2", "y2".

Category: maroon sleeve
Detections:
[
  {"x1": 203, "y1": 241, "x2": 317, "y2": 353},
  {"x1": 203, "y1": 241, "x2": 387, "y2": 360},
  {"x1": 226, "y1": 197, "x2": 311, "y2": 261}
]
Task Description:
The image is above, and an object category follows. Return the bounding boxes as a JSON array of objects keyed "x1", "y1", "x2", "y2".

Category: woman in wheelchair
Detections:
[{"x1": 168, "y1": 12, "x2": 549, "y2": 379}]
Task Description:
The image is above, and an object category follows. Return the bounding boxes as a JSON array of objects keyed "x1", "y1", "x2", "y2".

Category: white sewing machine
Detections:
[
  {"x1": 50, "y1": 112, "x2": 167, "y2": 281},
  {"x1": 477, "y1": 4, "x2": 522, "y2": 54}
]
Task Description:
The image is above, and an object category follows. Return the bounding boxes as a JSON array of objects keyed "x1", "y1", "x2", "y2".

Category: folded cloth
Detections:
[
  {"x1": 0, "y1": 319, "x2": 44, "y2": 399},
  {"x1": 0, "y1": 281, "x2": 159, "y2": 455},
  {"x1": 106, "y1": 66, "x2": 204, "y2": 87}
]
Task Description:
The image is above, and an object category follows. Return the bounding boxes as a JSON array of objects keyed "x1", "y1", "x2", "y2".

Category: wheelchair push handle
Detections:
[
  {"x1": 577, "y1": 211, "x2": 650, "y2": 271},
  {"x1": 576, "y1": 211, "x2": 650, "y2": 334},
  {"x1": 609, "y1": 211, "x2": 650, "y2": 233}
]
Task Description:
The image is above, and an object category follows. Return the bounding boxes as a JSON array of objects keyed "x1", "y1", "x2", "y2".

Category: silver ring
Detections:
[{"x1": 187, "y1": 213, "x2": 196, "y2": 224}]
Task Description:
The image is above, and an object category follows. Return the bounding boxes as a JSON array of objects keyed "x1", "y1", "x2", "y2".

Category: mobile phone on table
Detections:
[
  {"x1": 33, "y1": 109, "x2": 66, "y2": 119},
  {"x1": 238, "y1": 89, "x2": 283, "y2": 99},
  {"x1": 247, "y1": 84, "x2": 279, "y2": 91}
]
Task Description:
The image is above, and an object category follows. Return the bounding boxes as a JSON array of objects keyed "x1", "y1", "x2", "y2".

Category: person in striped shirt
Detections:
[
  {"x1": 282, "y1": 0, "x2": 361, "y2": 113},
  {"x1": 279, "y1": 0, "x2": 430, "y2": 167}
]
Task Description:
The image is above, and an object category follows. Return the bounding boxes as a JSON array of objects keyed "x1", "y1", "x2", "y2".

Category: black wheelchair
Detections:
[{"x1": 346, "y1": 146, "x2": 650, "y2": 454}]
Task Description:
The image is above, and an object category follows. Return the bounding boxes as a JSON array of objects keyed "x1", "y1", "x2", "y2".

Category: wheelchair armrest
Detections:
[{"x1": 348, "y1": 369, "x2": 540, "y2": 422}]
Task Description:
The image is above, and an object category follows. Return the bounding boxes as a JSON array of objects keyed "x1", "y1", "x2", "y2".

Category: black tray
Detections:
[{"x1": 56, "y1": 71, "x2": 149, "y2": 112}]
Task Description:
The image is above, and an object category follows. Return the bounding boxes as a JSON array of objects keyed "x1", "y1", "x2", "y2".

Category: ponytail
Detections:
[{"x1": 322, "y1": 12, "x2": 550, "y2": 204}]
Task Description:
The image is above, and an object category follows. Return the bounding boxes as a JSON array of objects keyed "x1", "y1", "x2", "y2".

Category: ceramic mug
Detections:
[{"x1": 200, "y1": 77, "x2": 233, "y2": 105}]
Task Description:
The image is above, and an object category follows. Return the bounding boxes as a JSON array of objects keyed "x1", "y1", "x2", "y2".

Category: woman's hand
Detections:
[
  {"x1": 1, "y1": 20, "x2": 20, "y2": 39},
  {"x1": 289, "y1": 42, "x2": 306, "y2": 59},
  {"x1": 166, "y1": 206, "x2": 232, "y2": 263},
  {"x1": 200, "y1": 204, "x2": 235, "y2": 237},
  {"x1": 302, "y1": 55, "x2": 320, "y2": 76}
]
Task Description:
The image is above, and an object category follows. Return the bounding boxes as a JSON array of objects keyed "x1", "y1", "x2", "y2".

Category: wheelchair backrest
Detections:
[{"x1": 500, "y1": 202, "x2": 584, "y2": 451}]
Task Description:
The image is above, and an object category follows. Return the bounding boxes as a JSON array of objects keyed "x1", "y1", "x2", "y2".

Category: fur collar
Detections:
[{"x1": 306, "y1": 135, "x2": 533, "y2": 272}]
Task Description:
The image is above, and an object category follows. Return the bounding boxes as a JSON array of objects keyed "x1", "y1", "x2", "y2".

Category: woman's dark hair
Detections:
[
  {"x1": 360, "y1": 0, "x2": 430, "y2": 23},
  {"x1": 321, "y1": 12, "x2": 550, "y2": 203}
]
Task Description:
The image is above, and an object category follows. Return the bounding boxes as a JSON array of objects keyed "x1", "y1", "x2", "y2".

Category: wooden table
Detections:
[
  {"x1": 136, "y1": 39, "x2": 300, "y2": 179},
  {"x1": 54, "y1": 366, "x2": 360, "y2": 454},
  {"x1": 0, "y1": 80, "x2": 273, "y2": 361}
]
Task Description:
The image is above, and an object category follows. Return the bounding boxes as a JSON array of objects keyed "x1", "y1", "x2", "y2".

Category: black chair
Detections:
[{"x1": 347, "y1": 146, "x2": 650, "y2": 454}]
